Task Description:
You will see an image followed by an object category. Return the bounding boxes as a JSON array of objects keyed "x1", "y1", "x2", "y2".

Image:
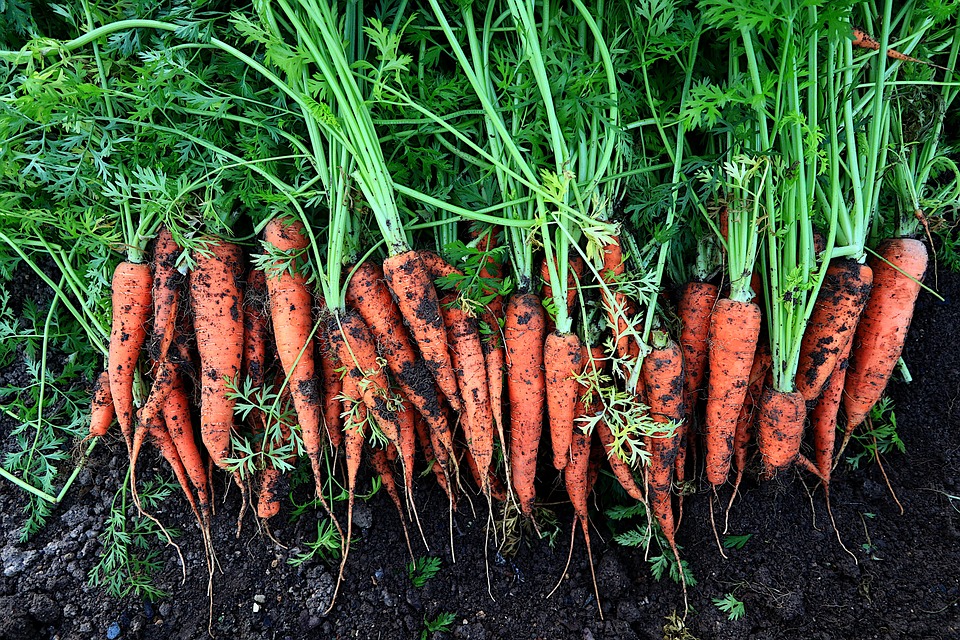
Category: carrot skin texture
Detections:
[
  {"x1": 242, "y1": 268, "x2": 270, "y2": 390},
  {"x1": 756, "y1": 388, "x2": 807, "y2": 476},
  {"x1": 163, "y1": 368, "x2": 210, "y2": 521},
  {"x1": 600, "y1": 238, "x2": 631, "y2": 360},
  {"x1": 704, "y1": 299, "x2": 762, "y2": 486},
  {"x1": 844, "y1": 239, "x2": 928, "y2": 429},
  {"x1": 506, "y1": 292, "x2": 546, "y2": 516},
  {"x1": 382, "y1": 250, "x2": 461, "y2": 412},
  {"x1": 545, "y1": 332, "x2": 583, "y2": 471},
  {"x1": 440, "y1": 295, "x2": 494, "y2": 489},
  {"x1": 151, "y1": 228, "x2": 182, "y2": 362},
  {"x1": 109, "y1": 261, "x2": 153, "y2": 452},
  {"x1": 263, "y1": 217, "x2": 325, "y2": 463},
  {"x1": 189, "y1": 239, "x2": 244, "y2": 470},
  {"x1": 732, "y1": 343, "x2": 772, "y2": 480},
  {"x1": 795, "y1": 260, "x2": 873, "y2": 402},
  {"x1": 88, "y1": 370, "x2": 115, "y2": 439}
]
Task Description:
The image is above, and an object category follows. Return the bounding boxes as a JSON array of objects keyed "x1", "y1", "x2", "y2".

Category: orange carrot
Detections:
[
  {"x1": 242, "y1": 267, "x2": 271, "y2": 391},
  {"x1": 440, "y1": 294, "x2": 494, "y2": 493},
  {"x1": 382, "y1": 250, "x2": 462, "y2": 412},
  {"x1": 545, "y1": 331, "x2": 583, "y2": 471},
  {"x1": 189, "y1": 239, "x2": 244, "y2": 471},
  {"x1": 852, "y1": 27, "x2": 928, "y2": 64},
  {"x1": 564, "y1": 389, "x2": 601, "y2": 616},
  {"x1": 163, "y1": 366, "x2": 211, "y2": 523},
  {"x1": 506, "y1": 292, "x2": 546, "y2": 516},
  {"x1": 729, "y1": 342, "x2": 771, "y2": 504},
  {"x1": 676, "y1": 281, "x2": 718, "y2": 484},
  {"x1": 109, "y1": 261, "x2": 153, "y2": 454},
  {"x1": 843, "y1": 239, "x2": 928, "y2": 430},
  {"x1": 704, "y1": 299, "x2": 762, "y2": 486},
  {"x1": 346, "y1": 262, "x2": 454, "y2": 465},
  {"x1": 795, "y1": 260, "x2": 873, "y2": 402},
  {"x1": 263, "y1": 217, "x2": 327, "y2": 484},
  {"x1": 87, "y1": 369, "x2": 115, "y2": 440},
  {"x1": 462, "y1": 446, "x2": 507, "y2": 502},
  {"x1": 600, "y1": 238, "x2": 632, "y2": 360},
  {"x1": 317, "y1": 322, "x2": 343, "y2": 449},
  {"x1": 810, "y1": 335, "x2": 853, "y2": 481},
  {"x1": 414, "y1": 411, "x2": 453, "y2": 505},
  {"x1": 756, "y1": 387, "x2": 807, "y2": 477},
  {"x1": 150, "y1": 227, "x2": 183, "y2": 367},
  {"x1": 369, "y1": 447, "x2": 414, "y2": 560}
]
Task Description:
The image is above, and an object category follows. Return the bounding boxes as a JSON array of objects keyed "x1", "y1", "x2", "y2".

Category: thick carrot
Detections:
[
  {"x1": 109, "y1": 261, "x2": 153, "y2": 453},
  {"x1": 346, "y1": 262, "x2": 454, "y2": 464},
  {"x1": 150, "y1": 227, "x2": 183, "y2": 367},
  {"x1": 795, "y1": 260, "x2": 873, "y2": 402},
  {"x1": 382, "y1": 250, "x2": 462, "y2": 412},
  {"x1": 440, "y1": 294, "x2": 494, "y2": 493},
  {"x1": 327, "y1": 311, "x2": 403, "y2": 452},
  {"x1": 87, "y1": 370, "x2": 115, "y2": 440},
  {"x1": 505, "y1": 292, "x2": 546, "y2": 516},
  {"x1": 317, "y1": 323, "x2": 343, "y2": 449},
  {"x1": 263, "y1": 217, "x2": 326, "y2": 477},
  {"x1": 676, "y1": 281, "x2": 718, "y2": 484},
  {"x1": 704, "y1": 298, "x2": 762, "y2": 486},
  {"x1": 163, "y1": 365, "x2": 211, "y2": 523},
  {"x1": 189, "y1": 239, "x2": 244, "y2": 471},
  {"x1": 545, "y1": 331, "x2": 583, "y2": 471},
  {"x1": 844, "y1": 239, "x2": 928, "y2": 430},
  {"x1": 756, "y1": 387, "x2": 807, "y2": 477}
]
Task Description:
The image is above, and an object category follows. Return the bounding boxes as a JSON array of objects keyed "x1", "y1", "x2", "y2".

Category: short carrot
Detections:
[
  {"x1": 87, "y1": 369, "x2": 115, "y2": 440},
  {"x1": 545, "y1": 331, "x2": 583, "y2": 471},
  {"x1": 756, "y1": 387, "x2": 807, "y2": 478}
]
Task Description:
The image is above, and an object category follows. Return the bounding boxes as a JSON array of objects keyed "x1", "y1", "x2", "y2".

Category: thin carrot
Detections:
[
  {"x1": 809, "y1": 335, "x2": 854, "y2": 481},
  {"x1": 843, "y1": 238, "x2": 928, "y2": 431},
  {"x1": 317, "y1": 322, "x2": 344, "y2": 449},
  {"x1": 108, "y1": 261, "x2": 153, "y2": 454},
  {"x1": 189, "y1": 238, "x2": 244, "y2": 472},
  {"x1": 440, "y1": 293, "x2": 494, "y2": 493},
  {"x1": 795, "y1": 259, "x2": 873, "y2": 402},
  {"x1": 505, "y1": 292, "x2": 546, "y2": 516},
  {"x1": 414, "y1": 411, "x2": 453, "y2": 506},
  {"x1": 676, "y1": 281, "x2": 718, "y2": 485},
  {"x1": 87, "y1": 369, "x2": 115, "y2": 441},
  {"x1": 382, "y1": 250, "x2": 462, "y2": 412},
  {"x1": 600, "y1": 237, "x2": 632, "y2": 360},
  {"x1": 263, "y1": 217, "x2": 327, "y2": 485},
  {"x1": 369, "y1": 447, "x2": 414, "y2": 561},
  {"x1": 852, "y1": 27, "x2": 930, "y2": 65},
  {"x1": 242, "y1": 267, "x2": 271, "y2": 391},
  {"x1": 727, "y1": 342, "x2": 771, "y2": 517},
  {"x1": 545, "y1": 331, "x2": 583, "y2": 471},
  {"x1": 163, "y1": 365, "x2": 211, "y2": 524},
  {"x1": 704, "y1": 299, "x2": 762, "y2": 486},
  {"x1": 462, "y1": 446, "x2": 507, "y2": 502}
]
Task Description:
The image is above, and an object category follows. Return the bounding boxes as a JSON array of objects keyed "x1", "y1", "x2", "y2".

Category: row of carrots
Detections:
[{"x1": 85, "y1": 212, "x2": 927, "y2": 612}]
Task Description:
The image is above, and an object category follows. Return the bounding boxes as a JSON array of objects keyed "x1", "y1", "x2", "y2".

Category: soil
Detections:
[{"x1": 1, "y1": 266, "x2": 959, "y2": 640}]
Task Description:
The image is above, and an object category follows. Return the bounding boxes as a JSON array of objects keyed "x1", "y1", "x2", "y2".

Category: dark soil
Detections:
[{"x1": 1, "y1": 267, "x2": 959, "y2": 640}]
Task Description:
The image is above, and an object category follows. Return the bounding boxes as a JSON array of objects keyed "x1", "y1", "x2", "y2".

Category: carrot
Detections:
[
  {"x1": 150, "y1": 227, "x2": 183, "y2": 367},
  {"x1": 480, "y1": 307, "x2": 506, "y2": 464},
  {"x1": 545, "y1": 331, "x2": 583, "y2": 471},
  {"x1": 462, "y1": 446, "x2": 507, "y2": 502},
  {"x1": 704, "y1": 298, "x2": 762, "y2": 486},
  {"x1": 108, "y1": 261, "x2": 153, "y2": 454},
  {"x1": 189, "y1": 239, "x2": 244, "y2": 472},
  {"x1": 440, "y1": 294, "x2": 494, "y2": 493},
  {"x1": 809, "y1": 335, "x2": 854, "y2": 481},
  {"x1": 242, "y1": 267, "x2": 271, "y2": 391},
  {"x1": 346, "y1": 262, "x2": 454, "y2": 466},
  {"x1": 541, "y1": 253, "x2": 585, "y2": 333},
  {"x1": 756, "y1": 387, "x2": 807, "y2": 477},
  {"x1": 414, "y1": 411, "x2": 453, "y2": 505},
  {"x1": 317, "y1": 323, "x2": 344, "y2": 449},
  {"x1": 600, "y1": 237, "x2": 632, "y2": 360},
  {"x1": 505, "y1": 292, "x2": 546, "y2": 516},
  {"x1": 596, "y1": 421, "x2": 644, "y2": 502},
  {"x1": 795, "y1": 260, "x2": 873, "y2": 402},
  {"x1": 641, "y1": 333, "x2": 687, "y2": 607},
  {"x1": 382, "y1": 250, "x2": 462, "y2": 412},
  {"x1": 843, "y1": 238, "x2": 928, "y2": 430},
  {"x1": 163, "y1": 365, "x2": 211, "y2": 524},
  {"x1": 87, "y1": 369, "x2": 115, "y2": 440},
  {"x1": 676, "y1": 281, "x2": 718, "y2": 484},
  {"x1": 727, "y1": 342, "x2": 772, "y2": 518},
  {"x1": 326, "y1": 311, "x2": 403, "y2": 454},
  {"x1": 255, "y1": 387, "x2": 296, "y2": 521},
  {"x1": 263, "y1": 217, "x2": 327, "y2": 479},
  {"x1": 852, "y1": 27, "x2": 929, "y2": 65}
]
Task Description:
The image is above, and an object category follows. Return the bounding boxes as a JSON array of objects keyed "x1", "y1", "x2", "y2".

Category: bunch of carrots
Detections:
[{"x1": 28, "y1": 0, "x2": 946, "y2": 619}]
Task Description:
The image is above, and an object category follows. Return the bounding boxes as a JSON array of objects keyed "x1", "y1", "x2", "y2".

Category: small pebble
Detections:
[
  {"x1": 254, "y1": 594, "x2": 266, "y2": 604},
  {"x1": 106, "y1": 622, "x2": 121, "y2": 640}
]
